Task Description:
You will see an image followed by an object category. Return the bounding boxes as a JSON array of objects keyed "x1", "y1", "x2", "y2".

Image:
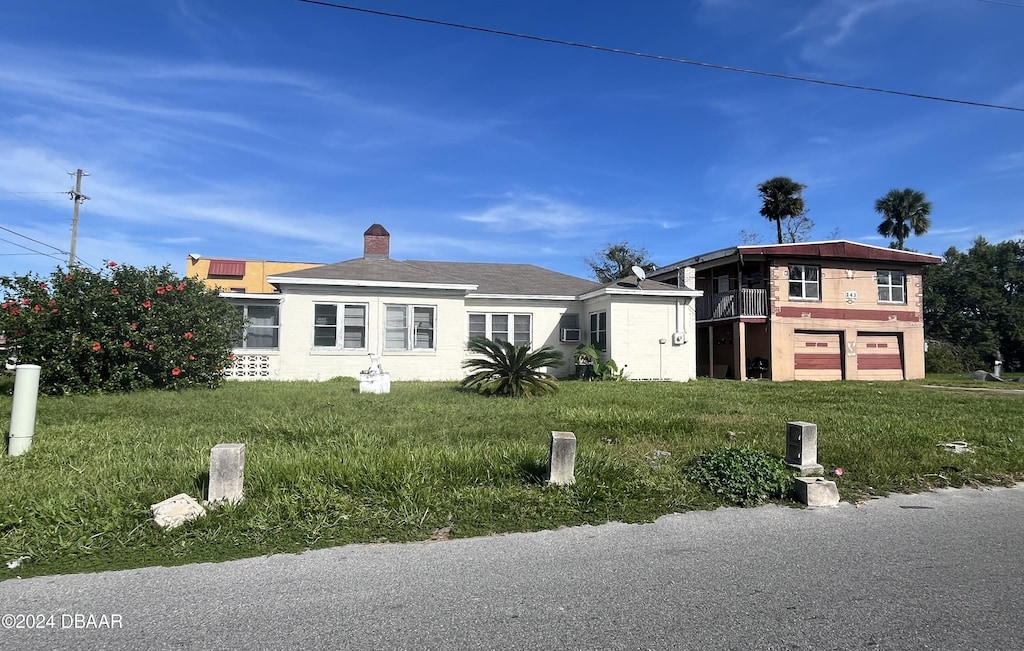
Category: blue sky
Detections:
[{"x1": 1, "y1": 0, "x2": 1021, "y2": 280}]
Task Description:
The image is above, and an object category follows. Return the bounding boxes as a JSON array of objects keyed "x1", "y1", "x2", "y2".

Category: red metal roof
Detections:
[
  {"x1": 207, "y1": 259, "x2": 246, "y2": 277},
  {"x1": 735, "y1": 241, "x2": 941, "y2": 264}
]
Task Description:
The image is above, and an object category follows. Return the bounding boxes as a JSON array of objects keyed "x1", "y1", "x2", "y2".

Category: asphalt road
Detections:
[{"x1": 3, "y1": 486, "x2": 1024, "y2": 650}]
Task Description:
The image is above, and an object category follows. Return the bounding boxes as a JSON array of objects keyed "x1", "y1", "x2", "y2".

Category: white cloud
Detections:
[{"x1": 458, "y1": 192, "x2": 598, "y2": 238}]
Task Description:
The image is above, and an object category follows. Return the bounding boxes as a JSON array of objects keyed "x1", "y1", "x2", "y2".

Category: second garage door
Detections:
[
  {"x1": 793, "y1": 331, "x2": 843, "y2": 381},
  {"x1": 857, "y1": 333, "x2": 904, "y2": 380}
]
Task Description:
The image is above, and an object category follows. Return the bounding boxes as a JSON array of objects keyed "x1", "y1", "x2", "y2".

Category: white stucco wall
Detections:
[
  {"x1": 464, "y1": 297, "x2": 583, "y2": 377},
  {"x1": 596, "y1": 296, "x2": 696, "y2": 381},
  {"x1": 275, "y1": 286, "x2": 468, "y2": 381}
]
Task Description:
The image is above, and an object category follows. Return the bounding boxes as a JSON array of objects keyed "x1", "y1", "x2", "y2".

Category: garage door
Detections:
[
  {"x1": 793, "y1": 332, "x2": 843, "y2": 381},
  {"x1": 857, "y1": 333, "x2": 903, "y2": 381}
]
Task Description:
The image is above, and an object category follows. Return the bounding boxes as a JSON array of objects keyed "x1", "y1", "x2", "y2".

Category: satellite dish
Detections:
[{"x1": 631, "y1": 265, "x2": 646, "y2": 289}]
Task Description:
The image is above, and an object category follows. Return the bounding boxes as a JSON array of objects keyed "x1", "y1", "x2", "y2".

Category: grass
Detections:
[{"x1": 1, "y1": 376, "x2": 1023, "y2": 580}]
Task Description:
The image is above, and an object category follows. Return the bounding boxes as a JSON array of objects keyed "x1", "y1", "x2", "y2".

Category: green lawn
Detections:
[{"x1": 2, "y1": 377, "x2": 1022, "y2": 580}]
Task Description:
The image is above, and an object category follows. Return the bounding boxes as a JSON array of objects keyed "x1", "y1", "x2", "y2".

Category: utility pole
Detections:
[{"x1": 67, "y1": 169, "x2": 90, "y2": 268}]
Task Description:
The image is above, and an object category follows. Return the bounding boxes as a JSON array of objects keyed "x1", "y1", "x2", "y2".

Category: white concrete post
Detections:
[
  {"x1": 209, "y1": 443, "x2": 246, "y2": 504},
  {"x1": 785, "y1": 421, "x2": 824, "y2": 476},
  {"x1": 548, "y1": 431, "x2": 577, "y2": 485},
  {"x1": 7, "y1": 364, "x2": 41, "y2": 456}
]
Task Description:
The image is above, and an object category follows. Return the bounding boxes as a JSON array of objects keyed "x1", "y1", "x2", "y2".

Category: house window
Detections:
[
  {"x1": 313, "y1": 303, "x2": 367, "y2": 349},
  {"x1": 788, "y1": 265, "x2": 820, "y2": 300},
  {"x1": 386, "y1": 305, "x2": 435, "y2": 350},
  {"x1": 234, "y1": 303, "x2": 279, "y2": 349},
  {"x1": 876, "y1": 270, "x2": 906, "y2": 304},
  {"x1": 467, "y1": 313, "x2": 532, "y2": 346},
  {"x1": 590, "y1": 311, "x2": 607, "y2": 350}
]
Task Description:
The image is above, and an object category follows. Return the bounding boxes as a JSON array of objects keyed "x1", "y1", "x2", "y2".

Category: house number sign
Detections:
[{"x1": 845, "y1": 290, "x2": 857, "y2": 304}]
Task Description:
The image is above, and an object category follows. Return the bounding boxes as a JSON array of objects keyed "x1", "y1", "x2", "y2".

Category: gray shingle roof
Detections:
[{"x1": 271, "y1": 258, "x2": 603, "y2": 297}]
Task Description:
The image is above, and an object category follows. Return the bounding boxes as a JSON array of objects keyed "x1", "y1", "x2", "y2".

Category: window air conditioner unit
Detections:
[{"x1": 560, "y1": 328, "x2": 582, "y2": 343}]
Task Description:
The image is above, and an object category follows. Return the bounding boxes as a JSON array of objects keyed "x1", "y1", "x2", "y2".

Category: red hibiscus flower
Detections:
[
  {"x1": 171, "y1": 367, "x2": 181, "y2": 376},
  {"x1": 228, "y1": 354, "x2": 235, "y2": 361},
  {"x1": 10, "y1": 308, "x2": 20, "y2": 316},
  {"x1": 107, "y1": 261, "x2": 117, "y2": 268},
  {"x1": 111, "y1": 288, "x2": 119, "y2": 295},
  {"x1": 65, "y1": 274, "x2": 73, "y2": 282},
  {"x1": 48, "y1": 300, "x2": 56, "y2": 306},
  {"x1": 142, "y1": 300, "x2": 151, "y2": 308},
  {"x1": 51, "y1": 308, "x2": 58, "y2": 314},
  {"x1": 147, "y1": 344, "x2": 155, "y2": 351},
  {"x1": 124, "y1": 342, "x2": 131, "y2": 348},
  {"x1": 176, "y1": 283, "x2": 186, "y2": 291},
  {"x1": 184, "y1": 332, "x2": 194, "y2": 339},
  {"x1": 22, "y1": 298, "x2": 30, "y2": 305},
  {"x1": 92, "y1": 342, "x2": 101, "y2": 351},
  {"x1": 33, "y1": 304, "x2": 42, "y2": 312},
  {"x1": 131, "y1": 322, "x2": 137, "y2": 330},
  {"x1": 156, "y1": 287, "x2": 165, "y2": 295},
  {"x1": 39, "y1": 282, "x2": 48, "y2": 289},
  {"x1": 165, "y1": 284, "x2": 173, "y2": 291},
  {"x1": 189, "y1": 354, "x2": 195, "y2": 361}
]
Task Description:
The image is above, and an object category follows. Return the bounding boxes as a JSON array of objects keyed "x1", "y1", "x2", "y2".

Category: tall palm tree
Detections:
[
  {"x1": 758, "y1": 177, "x2": 807, "y2": 244},
  {"x1": 874, "y1": 188, "x2": 932, "y2": 250}
]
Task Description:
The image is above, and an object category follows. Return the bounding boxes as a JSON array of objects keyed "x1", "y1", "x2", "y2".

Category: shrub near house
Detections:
[{"x1": 0, "y1": 263, "x2": 242, "y2": 395}]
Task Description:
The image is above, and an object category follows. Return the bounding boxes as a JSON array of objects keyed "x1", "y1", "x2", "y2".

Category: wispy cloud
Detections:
[
  {"x1": 786, "y1": 0, "x2": 921, "y2": 48},
  {"x1": 458, "y1": 192, "x2": 599, "y2": 238}
]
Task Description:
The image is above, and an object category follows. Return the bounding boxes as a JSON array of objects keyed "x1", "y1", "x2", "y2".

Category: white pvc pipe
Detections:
[{"x1": 8, "y1": 364, "x2": 40, "y2": 456}]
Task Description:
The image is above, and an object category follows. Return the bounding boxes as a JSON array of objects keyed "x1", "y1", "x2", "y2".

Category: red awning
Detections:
[{"x1": 208, "y1": 259, "x2": 246, "y2": 277}]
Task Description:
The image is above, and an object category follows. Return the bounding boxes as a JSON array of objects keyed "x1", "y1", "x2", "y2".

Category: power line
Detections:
[
  {"x1": 0, "y1": 225, "x2": 67, "y2": 254},
  {"x1": 0, "y1": 236, "x2": 67, "y2": 265},
  {"x1": 295, "y1": 0, "x2": 1024, "y2": 113}
]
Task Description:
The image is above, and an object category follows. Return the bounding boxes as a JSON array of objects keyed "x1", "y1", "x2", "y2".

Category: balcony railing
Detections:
[{"x1": 696, "y1": 289, "x2": 768, "y2": 322}]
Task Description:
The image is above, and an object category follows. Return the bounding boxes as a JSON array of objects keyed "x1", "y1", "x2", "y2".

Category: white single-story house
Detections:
[{"x1": 222, "y1": 225, "x2": 702, "y2": 382}]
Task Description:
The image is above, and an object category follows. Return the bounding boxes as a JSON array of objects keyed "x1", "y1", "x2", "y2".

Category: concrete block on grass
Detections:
[
  {"x1": 209, "y1": 443, "x2": 246, "y2": 505},
  {"x1": 785, "y1": 421, "x2": 824, "y2": 476},
  {"x1": 151, "y1": 493, "x2": 206, "y2": 529},
  {"x1": 794, "y1": 477, "x2": 840, "y2": 507},
  {"x1": 548, "y1": 431, "x2": 577, "y2": 485}
]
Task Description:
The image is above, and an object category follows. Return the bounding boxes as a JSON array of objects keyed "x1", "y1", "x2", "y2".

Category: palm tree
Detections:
[
  {"x1": 874, "y1": 188, "x2": 932, "y2": 250},
  {"x1": 758, "y1": 177, "x2": 807, "y2": 244},
  {"x1": 461, "y1": 338, "x2": 564, "y2": 397}
]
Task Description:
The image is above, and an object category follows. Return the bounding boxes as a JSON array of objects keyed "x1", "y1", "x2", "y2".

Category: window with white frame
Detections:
[
  {"x1": 876, "y1": 270, "x2": 906, "y2": 304},
  {"x1": 788, "y1": 265, "x2": 820, "y2": 300},
  {"x1": 234, "y1": 303, "x2": 280, "y2": 349},
  {"x1": 385, "y1": 305, "x2": 435, "y2": 350},
  {"x1": 590, "y1": 311, "x2": 607, "y2": 350},
  {"x1": 313, "y1": 303, "x2": 367, "y2": 349},
  {"x1": 468, "y1": 313, "x2": 532, "y2": 346}
]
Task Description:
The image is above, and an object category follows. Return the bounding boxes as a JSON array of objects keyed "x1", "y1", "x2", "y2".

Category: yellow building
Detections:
[{"x1": 186, "y1": 256, "x2": 323, "y2": 294}]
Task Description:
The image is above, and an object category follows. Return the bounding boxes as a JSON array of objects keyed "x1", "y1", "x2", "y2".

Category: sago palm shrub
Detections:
[{"x1": 460, "y1": 338, "x2": 564, "y2": 397}]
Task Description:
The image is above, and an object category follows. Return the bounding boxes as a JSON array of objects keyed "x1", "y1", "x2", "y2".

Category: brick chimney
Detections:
[{"x1": 363, "y1": 224, "x2": 390, "y2": 259}]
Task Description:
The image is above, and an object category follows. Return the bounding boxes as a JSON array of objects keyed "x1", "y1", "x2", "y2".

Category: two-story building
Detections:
[{"x1": 649, "y1": 241, "x2": 941, "y2": 381}]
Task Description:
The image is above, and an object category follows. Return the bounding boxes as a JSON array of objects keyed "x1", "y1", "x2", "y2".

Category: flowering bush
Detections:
[{"x1": 0, "y1": 263, "x2": 243, "y2": 395}]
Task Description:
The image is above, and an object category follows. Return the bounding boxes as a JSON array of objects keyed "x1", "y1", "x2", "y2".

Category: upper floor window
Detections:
[
  {"x1": 788, "y1": 265, "x2": 820, "y2": 300},
  {"x1": 590, "y1": 311, "x2": 607, "y2": 350},
  {"x1": 877, "y1": 270, "x2": 906, "y2": 304},
  {"x1": 313, "y1": 303, "x2": 367, "y2": 349},
  {"x1": 234, "y1": 303, "x2": 279, "y2": 349},
  {"x1": 386, "y1": 305, "x2": 435, "y2": 351},
  {"x1": 468, "y1": 313, "x2": 532, "y2": 346}
]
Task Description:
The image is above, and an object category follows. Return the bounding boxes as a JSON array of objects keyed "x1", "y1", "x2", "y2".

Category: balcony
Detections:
[{"x1": 696, "y1": 289, "x2": 768, "y2": 322}]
